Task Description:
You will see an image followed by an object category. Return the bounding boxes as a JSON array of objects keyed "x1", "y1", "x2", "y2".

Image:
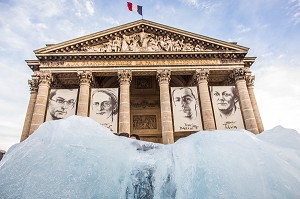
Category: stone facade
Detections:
[{"x1": 21, "y1": 19, "x2": 263, "y2": 143}]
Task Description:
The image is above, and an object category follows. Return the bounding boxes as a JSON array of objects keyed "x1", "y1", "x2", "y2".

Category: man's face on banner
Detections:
[
  {"x1": 48, "y1": 90, "x2": 76, "y2": 120},
  {"x1": 173, "y1": 88, "x2": 197, "y2": 119}
]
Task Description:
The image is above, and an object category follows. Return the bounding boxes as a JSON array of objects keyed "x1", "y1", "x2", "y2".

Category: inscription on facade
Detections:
[
  {"x1": 133, "y1": 115, "x2": 157, "y2": 130},
  {"x1": 62, "y1": 59, "x2": 220, "y2": 67},
  {"x1": 131, "y1": 99, "x2": 160, "y2": 109}
]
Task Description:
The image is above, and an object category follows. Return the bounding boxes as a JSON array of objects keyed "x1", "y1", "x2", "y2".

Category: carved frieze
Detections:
[
  {"x1": 133, "y1": 115, "x2": 157, "y2": 130},
  {"x1": 69, "y1": 31, "x2": 209, "y2": 53}
]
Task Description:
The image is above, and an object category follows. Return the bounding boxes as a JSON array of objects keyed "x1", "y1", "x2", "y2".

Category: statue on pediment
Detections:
[{"x1": 78, "y1": 31, "x2": 210, "y2": 53}]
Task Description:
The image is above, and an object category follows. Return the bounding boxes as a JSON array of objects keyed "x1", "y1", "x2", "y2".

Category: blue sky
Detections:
[{"x1": 0, "y1": 0, "x2": 299, "y2": 150}]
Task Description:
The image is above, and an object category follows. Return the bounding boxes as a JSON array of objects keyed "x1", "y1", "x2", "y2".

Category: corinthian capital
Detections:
[
  {"x1": 118, "y1": 70, "x2": 132, "y2": 85},
  {"x1": 28, "y1": 75, "x2": 39, "y2": 92},
  {"x1": 37, "y1": 71, "x2": 52, "y2": 87},
  {"x1": 231, "y1": 68, "x2": 246, "y2": 81},
  {"x1": 246, "y1": 75, "x2": 255, "y2": 87},
  {"x1": 77, "y1": 70, "x2": 93, "y2": 86},
  {"x1": 194, "y1": 69, "x2": 209, "y2": 83},
  {"x1": 156, "y1": 69, "x2": 171, "y2": 84}
]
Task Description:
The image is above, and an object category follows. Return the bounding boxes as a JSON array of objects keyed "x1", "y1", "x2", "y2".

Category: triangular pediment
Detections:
[{"x1": 34, "y1": 20, "x2": 248, "y2": 55}]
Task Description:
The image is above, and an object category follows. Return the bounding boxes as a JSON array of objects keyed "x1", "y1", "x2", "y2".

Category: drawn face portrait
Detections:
[
  {"x1": 47, "y1": 89, "x2": 77, "y2": 120},
  {"x1": 210, "y1": 86, "x2": 244, "y2": 130},
  {"x1": 89, "y1": 88, "x2": 119, "y2": 133},
  {"x1": 92, "y1": 91, "x2": 114, "y2": 120},
  {"x1": 172, "y1": 87, "x2": 197, "y2": 119},
  {"x1": 212, "y1": 86, "x2": 237, "y2": 115},
  {"x1": 171, "y1": 87, "x2": 203, "y2": 132}
]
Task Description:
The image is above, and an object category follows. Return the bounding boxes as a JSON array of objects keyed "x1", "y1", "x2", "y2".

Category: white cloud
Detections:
[
  {"x1": 15, "y1": 0, "x2": 65, "y2": 18},
  {"x1": 181, "y1": 0, "x2": 201, "y2": 7},
  {"x1": 288, "y1": 0, "x2": 300, "y2": 25},
  {"x1": 73, "y1": 0, "x2": 95, "y2": 16},
  {"x1": 179, "y1": 0, "x2": 218, "y2": 11},
  {"x1": 85, "y1": 0, "x2": 95, "y2": 16},
  {"x1": 236, "y1": 24, "x2": 251, "y2": 34}
]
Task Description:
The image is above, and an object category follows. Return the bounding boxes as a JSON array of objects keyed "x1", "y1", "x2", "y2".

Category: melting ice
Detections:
[{"x1": 0, "y1": 116, "x2": 300, "y2": 199}]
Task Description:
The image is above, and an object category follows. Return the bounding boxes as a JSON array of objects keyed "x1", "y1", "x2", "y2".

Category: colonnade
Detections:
[{"x1": 21, "y1": 68, "x2": 263, "y2": 144}]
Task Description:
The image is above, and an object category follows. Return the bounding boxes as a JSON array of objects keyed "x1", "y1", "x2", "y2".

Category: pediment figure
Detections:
[
  {"x1": 35, "y1": 20, "x2": 248, "y2": 55},
  {"x1": 76, "y1": 31, "x2": 208, "y2": 53},
  {"x1": 76, "y1": 32, "x2": 208, "y2": 53}
]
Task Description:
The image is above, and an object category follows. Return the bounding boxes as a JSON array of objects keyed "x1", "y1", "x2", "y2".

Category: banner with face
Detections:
[
  {"x1": 210, "y1": 86, "x2": 245, "y2": 130},
  {"x1": 171, "y1": 87, "x2": 203, "y2": 132},
  {"x1": 89, "y1": 88, "x2": 119, "y2": 133},
  {"x1": 46, "y1": 89, "x2": 78, "y2": 121}
]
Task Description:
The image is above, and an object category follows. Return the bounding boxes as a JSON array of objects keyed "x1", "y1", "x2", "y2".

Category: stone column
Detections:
[
  {"x1": 20, "y1": 75, "x2": 39, "y2": 141},
  {"x1": 157, "y1": 69, "x2": 174, "y2": 144},
  {"x1": 77, "y1": 71, "x2": 93, "y2": 116},
  {"x1": 194, "y1": 69, "x2": 216, "y2": 130},
  {"x1": 29, "y1": 71, "x2": 52, "y2": 135},
  {"x1": 246, "y1": 75, "x2": 264, "y2": 133},
  {"x1": 233, "y1": 68, "x2": 259, "y2": 134},
  {"x1": 118, "y1": 70, "x2": 132, "y2": 134}
]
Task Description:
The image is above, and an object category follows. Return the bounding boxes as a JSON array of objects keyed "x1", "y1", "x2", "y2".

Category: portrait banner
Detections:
[
  {"x1": 210, "y1": 86, "x2": 245, "y2": 130},
  {"x1": 171, "y1": 87, "x2": 203, "y2": 132},
  {"x1": 89, "y1": 88, "x2": 119, "y2": 133},
  {"x1": 46, "y1": 89, "x2": 78, "y2": 121}
]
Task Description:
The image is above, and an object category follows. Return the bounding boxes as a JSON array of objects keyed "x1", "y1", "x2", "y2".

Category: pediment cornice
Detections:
[{"x1": 34, "y1": 20, "x2": 249, "y2": 57}]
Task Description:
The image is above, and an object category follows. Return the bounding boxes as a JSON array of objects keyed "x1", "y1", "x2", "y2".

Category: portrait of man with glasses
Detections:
[
  {"x1": 46, "y1": 89, "x2": 78, "y2": 121},
  {"x1": 89, "y1": 88, "x2": 119, "y2": 133}
]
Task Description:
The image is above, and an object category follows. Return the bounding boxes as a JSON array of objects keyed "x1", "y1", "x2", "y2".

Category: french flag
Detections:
[{"x1": 127, "y1": 2, "x2": 143, "y2": 16}]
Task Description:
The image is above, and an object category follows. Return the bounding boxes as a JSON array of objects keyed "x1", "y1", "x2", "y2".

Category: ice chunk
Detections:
[{"x1": 0, "y1": 116, "x2": 300, "y2": 199}]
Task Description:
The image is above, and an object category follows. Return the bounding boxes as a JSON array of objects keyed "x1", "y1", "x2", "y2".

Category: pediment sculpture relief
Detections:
[{"x1": 77, "y1": 32, "x2": 208, "y2": 53}]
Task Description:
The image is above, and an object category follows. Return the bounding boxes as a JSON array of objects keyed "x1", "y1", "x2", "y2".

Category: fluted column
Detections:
[
  {"x1": 29, "y1": 71, "x2": 52, "y2": 135},
  {"x1": 233, "y1": 68, "x2": 259, "y2": 134},
  {"x1": 20, "y1": 75, "x2": 39, "y2": 141},
  {"x1": 194, "y1": 69, "x2": 216, "y2": 130},
  {"x1": 77, "y1": 71, "x2": 93, "y2": 116},
  {"x1": 118, "y1": 70, "x2": 132, "y2": 134},
  {"x1": 157, "y1": 69, "x2": 174, "y2": 144},
  {"x1": 246, "y1": 75, "x2": 264, "y2": 133}
]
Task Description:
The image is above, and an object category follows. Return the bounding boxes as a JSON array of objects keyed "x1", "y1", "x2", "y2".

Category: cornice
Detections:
[
  {"x1": 25, "y1": 60, "x2": 40, "y2": 71},
  {"x1": 35, "y1": 51, "x2": 247, "y2": 62},
  {"x1": 243, "y1": 57, "x2": 257, "y2": 68}
]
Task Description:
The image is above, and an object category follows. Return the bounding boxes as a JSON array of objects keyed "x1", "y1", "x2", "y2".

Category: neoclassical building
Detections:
[{"x1": 21, "y1": 20, "x2": 263, "y2": 144}]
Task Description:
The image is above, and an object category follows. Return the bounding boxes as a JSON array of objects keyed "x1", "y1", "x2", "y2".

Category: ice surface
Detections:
[{"x1": 0, "y1": 116, "x2": 300, "y2": 199}]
